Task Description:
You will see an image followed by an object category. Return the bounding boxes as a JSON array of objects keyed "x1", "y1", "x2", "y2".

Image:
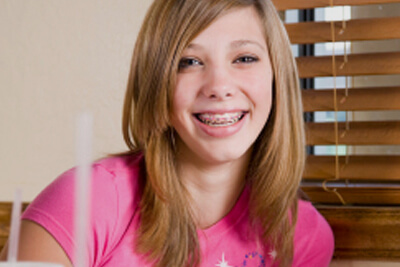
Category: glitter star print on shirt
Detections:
[{"x1": 216, "y1": 253, "x2": 233, "y2": 267}]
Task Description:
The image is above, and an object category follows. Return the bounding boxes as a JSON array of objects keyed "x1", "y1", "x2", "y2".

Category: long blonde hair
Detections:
[{"x1": 122, "y1": 0, "x2": 305, "y2": 266}]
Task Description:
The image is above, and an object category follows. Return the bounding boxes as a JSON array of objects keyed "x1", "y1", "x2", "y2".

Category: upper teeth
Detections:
[{"x1": 196, "y1": 112, "x2": 244, "y2": 127}]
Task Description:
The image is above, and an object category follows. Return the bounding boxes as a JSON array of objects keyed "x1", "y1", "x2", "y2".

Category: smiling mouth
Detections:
[{"x1": 194, "y1": 111, "x2": 247, "y2": 127}]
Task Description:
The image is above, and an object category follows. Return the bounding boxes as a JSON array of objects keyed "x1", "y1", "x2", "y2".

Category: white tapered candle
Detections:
[
  {"x1": 75, "y1": 113, "x2": 93, "y2": 267},
  {"x1": 7, "y1": 188, "x2": 22, "y2": 263}
]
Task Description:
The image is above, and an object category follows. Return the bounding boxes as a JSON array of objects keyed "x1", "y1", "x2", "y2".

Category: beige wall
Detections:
[{"x1": 0, "y1": 0, "x2": 150, "y2": 201}]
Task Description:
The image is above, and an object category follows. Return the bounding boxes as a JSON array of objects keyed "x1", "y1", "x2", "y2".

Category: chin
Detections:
[{"x1": 197, "y1": 145, "x2": 252, "y2": 166}]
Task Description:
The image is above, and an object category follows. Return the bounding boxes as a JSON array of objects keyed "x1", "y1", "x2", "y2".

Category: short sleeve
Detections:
[
  {"x1": 21, "y1": 155, "x2": 143, "y2": 267},
  {"x1": 292, "y1": 200, "x2": 335, "y2": 267}
]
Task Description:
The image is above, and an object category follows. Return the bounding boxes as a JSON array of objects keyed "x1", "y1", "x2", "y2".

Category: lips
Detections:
[{"x1": 194, "y1": 111, "x2": 247, "y2": 127}]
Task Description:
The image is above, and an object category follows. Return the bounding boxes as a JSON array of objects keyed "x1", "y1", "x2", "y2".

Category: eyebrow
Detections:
[
  {"x1": 185, "y1": 39, "x2": 267, "y2": 52},
  {"x1": 230, "y1": 39, "x2": 267, "y2": 51},
  {"x1": 186, "y1": 43, "x2": 203, "y2": 50}
]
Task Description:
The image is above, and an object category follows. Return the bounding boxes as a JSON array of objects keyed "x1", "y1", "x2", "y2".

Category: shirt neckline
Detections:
[{"x1": 197, "y1": 186, "x2": 250, "y2": 241}]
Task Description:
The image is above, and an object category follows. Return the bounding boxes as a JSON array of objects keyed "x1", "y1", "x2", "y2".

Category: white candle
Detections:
[
  {"x1": 0, "y1": 263, "x2": 63, "y2": 267},
  {"x1": 7, "y1": 188, "x2": 22, "y2": 263},
  {"x1": 74, "y1": 113, "x2": 93, "y2": 267}
]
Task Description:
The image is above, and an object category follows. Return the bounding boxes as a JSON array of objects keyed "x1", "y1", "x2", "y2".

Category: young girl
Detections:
[{"x1": 0, "y1": 0, "x2": 334, "y2": 266}]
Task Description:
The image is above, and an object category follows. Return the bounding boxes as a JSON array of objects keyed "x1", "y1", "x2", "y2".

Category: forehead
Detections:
[{"x1": 187, "y1": 6, "x2": 266, "y2": 49}]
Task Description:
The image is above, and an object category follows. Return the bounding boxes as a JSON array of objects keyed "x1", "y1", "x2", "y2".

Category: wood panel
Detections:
[
  {"x1": 316, "y1": 205, "x2": 400, "y2": 259},
  {"x1": 304, "y1": 155, "x2": 400, "y2": 180},
  {"x1": 302, "y1": 87, "x2": 400, "y2": 112},
  {"x1": 286, "y1": 17, "x2": 400, "y2": 44},
  {"x1": 0, "y1": 202, "x2": 29, "y2": 253},
  {"x1": 272, "y1": 0, "x2": 400, "y2": 11},
  {"x1": 306, "y1": 121, "x2": 400, "y2": 145},
  {"x1": 303, "y1": 184, "x2": 400, "y2": 205},
  {"x1": 296, "y1": 52, "x2": 400, "y2": 78}
]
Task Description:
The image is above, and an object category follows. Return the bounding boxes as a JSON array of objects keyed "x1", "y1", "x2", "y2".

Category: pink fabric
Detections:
[{"x1": 22, "y1": 154, "x2": 334, "y2": 267}]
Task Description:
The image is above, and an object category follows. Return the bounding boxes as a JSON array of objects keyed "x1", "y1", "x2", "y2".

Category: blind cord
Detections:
[{"x1": 322, "y1": 0, "x2": 347, "y2": 205}]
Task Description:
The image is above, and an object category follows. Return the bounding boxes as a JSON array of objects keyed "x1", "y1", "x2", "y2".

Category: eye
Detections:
[
  {"x1": 178, "y1": 57, "x2": 203, "y2": 70},
  {"x1": 234, "y1": 55, "x2": 259, "y2": 64}
]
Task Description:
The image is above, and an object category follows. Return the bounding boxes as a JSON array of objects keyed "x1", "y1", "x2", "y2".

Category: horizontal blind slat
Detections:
[
  {"x1": 297, "y1": 52, "x2": 400, "y2": 78},
  {"x1": 304, "y1": 155, "x2": 400, "y2": 180},
  {"x1": 302, "y1": 87, "x2": 400, "y2": 111},
  {"x1": 286, "y1": 17, "x2": 400, "y2": 44},
  {"x1": 273, "y1": 0, "x2": 400, "y2": 11},
  {"x1": 306, "y1": 121, "x2": 400, "y2": 145},
  {"x1": 303, "y1": 186, "x2": 400, "y2": 205}
]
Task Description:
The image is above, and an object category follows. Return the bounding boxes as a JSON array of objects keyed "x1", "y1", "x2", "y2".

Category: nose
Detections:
[{"x1": 202, "y1": 66, "x2": 235, "y2": 100}]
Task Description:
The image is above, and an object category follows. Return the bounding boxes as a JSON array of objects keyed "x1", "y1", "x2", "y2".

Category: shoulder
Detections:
[
  {"x1": 91, "y1": 153, "x2": 145, "y2": 202},
  {"x1": 295, "y1": 200, "x2": 330, "y2": 231},
  {"x1": 27, "y1": 153, "x2": 145, "y2": 212},
  {"x1": 90, "y1": 153, "x2": 145, "y2": 230},
  {"x1": 89, "y1": 153, "x2": 145, "y2": 224},
  {"x1": 292, "y1": 200, "x2": 335, "y2": 267},
  {"x1": 22, "y1": 152, "x2": 145, "y2": 266}
]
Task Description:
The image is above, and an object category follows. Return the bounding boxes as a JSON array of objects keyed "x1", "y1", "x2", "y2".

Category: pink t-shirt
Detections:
[{"x1": 22, "y1": 154, "x2": 334, "y2": 267}]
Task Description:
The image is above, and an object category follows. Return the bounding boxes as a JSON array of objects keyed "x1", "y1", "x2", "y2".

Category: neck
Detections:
[{"x1": 177, "y1": 152, "x2": 251, "y2": 229}]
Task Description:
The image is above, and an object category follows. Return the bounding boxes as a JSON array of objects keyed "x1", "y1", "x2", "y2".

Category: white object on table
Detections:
[
  {"x1": 74, "y1": 113, "x2": 93, "y2": 267},
  {"x1": 0, "y1": 263, "x2": 64, "y2": 267},
  {"x1": 7, "y1": 189, "x2": 22, "y2": 263}
]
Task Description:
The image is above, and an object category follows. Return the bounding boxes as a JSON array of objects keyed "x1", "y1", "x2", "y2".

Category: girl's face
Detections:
[{"x1": 171, "y1": 6, "x2": 273, "y2": 166}]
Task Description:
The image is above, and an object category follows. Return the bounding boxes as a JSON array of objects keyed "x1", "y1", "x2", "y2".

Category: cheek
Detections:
[
  {"x1": 172, "y1": 78, "x2": 198, "y2": 113},
  {"x1": 171, "y1": 80, "x2": 199, "y2": 131},
  {"x1": 171, "y1": 85, "x2": 188, "y2": 118},
  {"x1": 251, "y1": 75, "x2": 273, "y2": 111}
]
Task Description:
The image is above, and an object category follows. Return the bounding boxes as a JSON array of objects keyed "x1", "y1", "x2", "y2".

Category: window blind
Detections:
[{"x1": 273, "y1": 0, "x2": 400, "y2": 205}]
